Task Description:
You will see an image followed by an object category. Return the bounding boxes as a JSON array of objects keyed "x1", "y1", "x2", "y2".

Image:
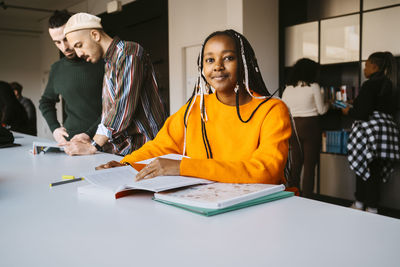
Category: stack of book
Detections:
[{"x1": 322, "y1": 130, "x2": 349, "y2": 154}]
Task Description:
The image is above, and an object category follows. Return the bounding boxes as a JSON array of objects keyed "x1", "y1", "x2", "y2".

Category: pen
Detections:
[{"x1": 50, "y1": 177, "x2": 84, "y2": 187}]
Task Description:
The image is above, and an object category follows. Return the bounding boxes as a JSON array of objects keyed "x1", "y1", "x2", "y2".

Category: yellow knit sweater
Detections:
[{"x1": 121, "y1": 93, "x2": 291, "y2": 184}]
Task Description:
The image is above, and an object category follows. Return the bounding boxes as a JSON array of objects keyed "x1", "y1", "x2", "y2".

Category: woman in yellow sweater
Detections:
[{"x1": 97, "y1": 30, "x2": 291, "y2": 184}]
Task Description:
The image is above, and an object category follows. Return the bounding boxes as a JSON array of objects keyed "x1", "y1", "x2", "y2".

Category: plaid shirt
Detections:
[
  {"x1": 347, "y1": 111, "x2": 400, "y2": 181},
  {"x1": 98, "y1": 37, "x2": 166, "y2": 155}
]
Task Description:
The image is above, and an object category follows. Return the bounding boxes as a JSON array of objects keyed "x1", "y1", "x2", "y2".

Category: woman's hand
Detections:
[
  {"x1": 95, "y1": 160, "x2": 125, "y2": 170},
  {"x1": 135, "y1": 158, "x2": 181, "y2": 181}
]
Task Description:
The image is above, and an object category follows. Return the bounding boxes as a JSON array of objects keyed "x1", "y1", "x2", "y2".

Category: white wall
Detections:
[
  {"x1": 243, "y1": 0, "x2": 279, "y2": 93},
  {"x1": 0, "y1": 32, "x2": 44, "y2": 134},
  {"x1": 168, "y1": 0, "x2": 279, "y2": 113},
  {"x1": 168, "y1": 0, "x2": 244, "y2": 114}
]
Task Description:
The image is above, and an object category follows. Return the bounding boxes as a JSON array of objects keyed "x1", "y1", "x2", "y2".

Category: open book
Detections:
[
  {"x1": 78, "y1": 154, "x2": 212, "y2": 198},
  {"x1": 32, "y1": 141, "x2": 64, "y2": 155}
]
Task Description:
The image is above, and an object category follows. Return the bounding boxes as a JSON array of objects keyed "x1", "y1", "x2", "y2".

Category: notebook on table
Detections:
[{"x1": 153, "y1": 183, "x2": 293, "y2": 216}]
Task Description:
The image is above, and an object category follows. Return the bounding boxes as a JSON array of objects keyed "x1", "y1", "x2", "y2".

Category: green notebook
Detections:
[{"x1": 153, "y1": 191, "x2": 294, "y2": 217}]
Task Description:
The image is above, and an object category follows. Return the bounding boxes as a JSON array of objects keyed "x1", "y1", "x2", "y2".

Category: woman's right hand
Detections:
[{"x1": 95, "y1": 160, "x2": 125, "y2": 170}]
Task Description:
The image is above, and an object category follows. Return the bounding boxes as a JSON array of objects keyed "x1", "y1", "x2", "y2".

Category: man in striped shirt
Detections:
[{"x1": 63, "y1": 13, "x2": 166, "y2": 156}]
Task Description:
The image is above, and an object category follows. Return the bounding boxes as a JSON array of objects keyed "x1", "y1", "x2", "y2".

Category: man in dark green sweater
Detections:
[{"x1": 39, "y1": 10, "x2": 103, "y2": 145}]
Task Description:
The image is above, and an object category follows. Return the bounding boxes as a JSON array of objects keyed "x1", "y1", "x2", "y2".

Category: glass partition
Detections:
[
  {"x1": 321, "y1": 14, "x2": 359, "y2": 64},
  {"x1": 285, "y1": 22, "x2": 319, "y2": 67},
  {"x1": 362, "y1": 6, "x2": 400, "y2": 59},
  {"x1": 363, "y1": 0, "x2": 400, "y2": 10}
]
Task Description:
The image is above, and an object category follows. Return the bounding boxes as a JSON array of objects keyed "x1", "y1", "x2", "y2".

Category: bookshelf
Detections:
[{"x1": 279, "y1": 0, "x2": 400, "y2": 208}]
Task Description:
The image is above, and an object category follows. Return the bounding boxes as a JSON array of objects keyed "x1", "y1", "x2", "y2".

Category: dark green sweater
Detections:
[{"x1": 39, "y1": 57, "x2": 104, "y2": 138}]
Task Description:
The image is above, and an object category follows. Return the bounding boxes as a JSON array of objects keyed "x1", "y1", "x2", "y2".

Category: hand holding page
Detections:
[
  {"x1": 135, "y1": 153, "x2": 188, "y2": 164},
  {"x1": 79, "y1": 165, "x2": 213, "y2": 199},
  {"x1": 82, "y1": 166, "x2": 137, "y2": 192}
]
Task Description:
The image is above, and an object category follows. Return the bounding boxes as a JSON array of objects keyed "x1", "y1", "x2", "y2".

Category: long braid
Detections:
[
  {"x1": 182, "y1": 42, "x2": 212, "y2": 157},
  {"x1": 226, "y1": 30, "x2": 274, "y2": 123}
]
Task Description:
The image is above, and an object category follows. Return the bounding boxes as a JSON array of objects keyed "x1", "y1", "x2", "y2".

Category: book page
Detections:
[
  {"x1": 81, "y1": 166, "x2": 138, "y2": 192},
  {"x1": 136, "y1": 153, "x2": 188, "y2": 164},
  {"x1": 126, "y1": 176, "x2": 213, "y2": 192},
  {"x1": 81, "y1": 166, "x2": 212, "y2": 194}
]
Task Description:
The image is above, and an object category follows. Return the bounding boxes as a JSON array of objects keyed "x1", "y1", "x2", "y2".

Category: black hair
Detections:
[
  {"x1": 48, "y1": 10, "x2": 71, "y2": 28},
  {"x1": 183, "y1": 29, "x2": 273, "y2": 158},
  {"x1": 287, "y1": 58, "x2": 320, "y2": 87},
  {"x1": 0, "y1": 81, "x2": 29, "y2": 134},
  {"x1": 368, "y1": 51, "x2": 398, "y2": 89},
  {"x1": 10, "y1": 82, "x2": 22, "y2": 94}
]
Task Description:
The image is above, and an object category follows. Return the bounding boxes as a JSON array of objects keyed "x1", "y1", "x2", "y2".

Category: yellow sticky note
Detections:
[{"x1": 62, "y1": 175, "x2": 75, "y2": 180}]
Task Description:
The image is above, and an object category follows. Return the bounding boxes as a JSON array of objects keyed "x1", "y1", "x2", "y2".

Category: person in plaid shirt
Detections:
[{"x1": 342, "y1": 51, "x2": 400, "y2": 214}]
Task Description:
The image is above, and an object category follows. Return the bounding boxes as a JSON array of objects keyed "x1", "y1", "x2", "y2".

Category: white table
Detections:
[{"x1": 1, "y1": 134, "x2": 399, "y2": 267}]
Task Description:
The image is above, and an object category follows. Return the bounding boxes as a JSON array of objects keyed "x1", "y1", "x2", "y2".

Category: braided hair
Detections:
[{"x1": 182, "y1": 29, "x2": 274, "y2": 158}]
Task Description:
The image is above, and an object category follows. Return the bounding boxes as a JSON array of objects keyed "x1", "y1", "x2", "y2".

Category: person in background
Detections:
[
  {"x1": 342, "y1": 51, "x2": 400, "y2": 214},
  {"x1": 39, "y1": 10, "x2": 103, "y2": 146},
  {"x1": 0, "y1": 81, "x2": 30, "y2": 135},
  {"x1": 63, "y1": 13, "x2": 166, "y2": 156},
  {"x1": 10, "y1": 82, "x2": 37, "y2": 136},
  {"x1": 0, "y1": 124, "x2": 14, "y2": 146},
  {"x1": 96, "y1": 29, "x2": 291, "y2": 185},
  {"x1": 282, "y1": 58, "x2": 329, "y2": 198}
]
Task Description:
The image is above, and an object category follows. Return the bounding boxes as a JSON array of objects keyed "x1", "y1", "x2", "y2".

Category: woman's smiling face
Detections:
[{"x1": 202, "y1": 34, "x2": 238, "y2": 94}]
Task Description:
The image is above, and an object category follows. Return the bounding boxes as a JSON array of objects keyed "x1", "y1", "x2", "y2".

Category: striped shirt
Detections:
[{"x1": 97, "y1": 37, "x2": 166, "y2": 155}]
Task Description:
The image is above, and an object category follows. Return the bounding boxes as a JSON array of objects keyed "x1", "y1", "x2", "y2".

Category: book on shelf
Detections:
[
  {"x1": 321, "y1": 85, "x2": 356, "y2": 105},
  {"x1": 332, "y1": 100, "x2": 353, "y2": 109},
  {"x1": 32, "y1": 141, "x2": 64, "y2": 155},
  {"x1": 322, "y1": 130, "x2": 349, "y2": 154},
  {"x1": 153, "y1": 183, "x2": 293, "y2": 216},
  {"x1": 78, "y1": 154, "x2": 213, "y2": 199}
]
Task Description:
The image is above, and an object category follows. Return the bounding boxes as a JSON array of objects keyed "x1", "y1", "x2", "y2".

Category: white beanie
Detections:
[{"x1": 64, "y1": 12, "x2": 102, "y2": 35}]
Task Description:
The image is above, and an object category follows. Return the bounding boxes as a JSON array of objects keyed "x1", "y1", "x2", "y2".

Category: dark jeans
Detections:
[
  {"x1": 288, "y1": 116, "x2": 322, "y2": 197},
  {"x1": 355, "y1": 159, "x2": 382, "y2": 208}
]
